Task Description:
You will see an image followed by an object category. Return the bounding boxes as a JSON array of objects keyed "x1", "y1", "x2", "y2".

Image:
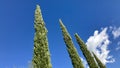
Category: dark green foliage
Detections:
[
  {"x1": 92, "y1": 52, "x2": 106, "y2": 68},
  {"x1": 32, "y1": 5, "x2": 52, "y2": 68},
  {"x1": 75, "y1": 33, "x2": 98, "y2": 68},
  {"x1": 59, "y1": 19, "x2": 84, "y2": 68}
]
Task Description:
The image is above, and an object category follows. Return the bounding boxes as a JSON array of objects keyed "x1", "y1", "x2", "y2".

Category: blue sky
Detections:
[{"x1": 0, "y1": 0, "x2": 120, "y2": 68}]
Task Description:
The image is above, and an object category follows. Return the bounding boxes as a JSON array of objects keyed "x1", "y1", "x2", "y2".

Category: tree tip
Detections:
[
  {"x1": 75, "y1": 33, "x2": 78, "y2": 37},
  {"x1": 59, "y1": 19, "x2": 63, "y2": 26},
  {"x1": 35, "y1": 4, "x2": 41, "y2": 12},
  {"x1": 59, "y1": 19, "x2": 62, "y2": 23},
  {"x1": 36, "y1": 4, "x2": 40, "y2": 8},
  {"x1": 75, "y1": 33, "x2": 78, "y2": 35}
]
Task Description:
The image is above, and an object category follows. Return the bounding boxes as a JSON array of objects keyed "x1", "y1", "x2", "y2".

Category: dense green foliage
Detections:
[
  {"x1": 59, "y1": 19, "x2": 84, "y2": 68},
  {"x1": 75, "y1": 33, "x2": 99, "y2": 68},
  {"x1": 93, "y1": 52, "x2": 106, "y2": 68},
  {"x1": 32, "y1": 5, "x2": 52, "y2": 68},
  {"x1": 31, "y1": 4, "x2": 107, "y2": 68}
]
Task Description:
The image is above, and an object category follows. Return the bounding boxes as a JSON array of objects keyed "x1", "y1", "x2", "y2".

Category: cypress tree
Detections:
[
  {"x1": 92, "y1": 52, "x2": 106, "y2": 68},
  {"x1": 75, "y1": 33, "x2": 98, "y2": 68},
  {"x1": 32, "y1": 5, "x2": 52, "y2": 68},
  {"x1": 59, "y1": 19, "x2": 84, "y2": 68}
]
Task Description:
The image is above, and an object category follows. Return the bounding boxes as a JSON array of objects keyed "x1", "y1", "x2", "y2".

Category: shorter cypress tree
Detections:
[
  {"x1": 75, "y1": 33, "x2": 98, "y2": 68},
  {"x1": 59, "y1": 19, "x2": 84, "y2": 68}
]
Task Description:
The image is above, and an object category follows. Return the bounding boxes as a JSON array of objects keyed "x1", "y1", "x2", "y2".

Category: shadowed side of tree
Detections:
[
  {"x1": 32, "y1": 5, "x2": 52, "y2": 68},
  {"x1": 74, "y1": 33, "x2": 99, "y2": 68},
  {"x1": 92, "y1": 52, "x2": 106, "y2": 68},
  {"x1": 59, "y1": 19, "x2": 84, "y2": 68}
]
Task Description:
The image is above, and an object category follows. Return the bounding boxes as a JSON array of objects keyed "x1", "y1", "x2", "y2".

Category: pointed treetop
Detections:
[
  {"x1": 59, "y1": 19, "x2": 66, "y2": 28},
  {"x1": 59, "y1": 19, "x2": 72, "y2": 40},
  {"x1": 59, "y1": 19, "x2": 62, "y2": 23},
  {"x1": 75, "y1": 33, "x2": 84, "y2": 45},
  {"x1": 34, "y1": 4, "x2": 44, "y2": 25},
  {"x1": 36, "y1": 5, "x2": 41, "y2": 12}
]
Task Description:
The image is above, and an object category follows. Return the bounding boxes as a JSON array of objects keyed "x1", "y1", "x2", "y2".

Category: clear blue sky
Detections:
[{"x1": 0, "y1": 0, "x2": 120, "y2": 68}]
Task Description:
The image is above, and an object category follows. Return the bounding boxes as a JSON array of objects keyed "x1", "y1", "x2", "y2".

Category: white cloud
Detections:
[
  {"x1": 116, "y1": 47, "x2": 120, "y2": 51},
  {"x1": 112, "y1": 27, "x2": 120, "y2": 39},
  {"x1": 116, "y1": 41, "x2": 120, "y2": 51},
  {"x1": 86, "y1": 27, "x2": 115, "y2": 65},
  {"x1": 109, "y1": 26, "x2": 113, "y2": 30},
  {"x1": 109, "y1": 26, "x2": 120, "y2": 51}
]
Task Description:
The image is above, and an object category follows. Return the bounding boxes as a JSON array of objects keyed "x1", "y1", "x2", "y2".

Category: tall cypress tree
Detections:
[
  {"x1": 92, "y1": 52, "x2": 106, "y2": 68},
  {"x1": 75, "y1": 33, "x2": 98, "y2": 68},
  {"x1": 59, "y1": 19, "x2": 84, "y2": 68},
  {"x1": 32, "y1": 5, "x2": 52, "y2": 68}
]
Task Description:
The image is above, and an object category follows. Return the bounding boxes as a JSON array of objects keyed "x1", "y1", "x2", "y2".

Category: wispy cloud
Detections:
[
  {"x1": 109, "y1": 26, "x2": 120, "y2": 51},
  {"x1": 86, "y1": 27, "x2": 115, "y2": 65},
  {"x1": 116, "y1": 41, "x2": 120, "y2": 51},
  {"x1": 116, "y1": 46, "x2": 120, "y2": 51},
  {"x1": 112, "y1": 27, "x2": 120, "y2": 39}
]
